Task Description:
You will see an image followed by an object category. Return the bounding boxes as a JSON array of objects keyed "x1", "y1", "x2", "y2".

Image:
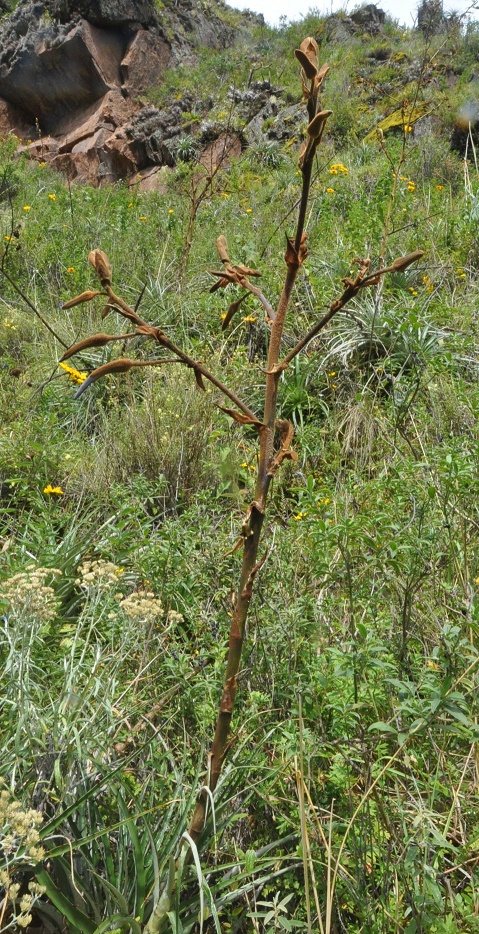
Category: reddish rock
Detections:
[
  {"x1": 0, "y1": 97, "x2": 36, "y2": 141},
  {"x1": 0, "y1": 19, "x2": 126, "y2": 132},
  {"x1": 19, "y1": 136, "x2": 60, "y2": 159},
  {"x1": 128, "y1": 164, "x2": 171, "y2": 192},
  {"x1": 49, "y1": 151, "x2": 100, "y2": 185},
  {"x1": 199, "y1": 133, "x2": 243, "y2": 173},
  {"x1": 48, "y1": 126, "x2": 138, "y2": 186},
  {"x1": 54, "y1": 91, "x2": 139, "y2": 150},
  {"x1": 121, "y1": 30, "x2": 172, "y2": 97}
]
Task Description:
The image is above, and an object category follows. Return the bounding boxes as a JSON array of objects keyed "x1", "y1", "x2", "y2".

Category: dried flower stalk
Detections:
[{"x1": 55, "y1": 38, "x2": 423, "y2": 929}]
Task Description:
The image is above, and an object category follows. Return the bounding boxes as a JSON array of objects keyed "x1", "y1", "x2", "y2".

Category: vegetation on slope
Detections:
[{"x1": 2, "y1": 7, "x2": 479, "y2": 932}]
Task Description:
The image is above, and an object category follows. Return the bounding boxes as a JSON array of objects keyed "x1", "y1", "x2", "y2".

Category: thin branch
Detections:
[
  {"x1": 86, "y1": 284, "x2": 260, "y2": 423},
  {"x1": 0, "y1": 263, "x2": 68, "y2": 348}
]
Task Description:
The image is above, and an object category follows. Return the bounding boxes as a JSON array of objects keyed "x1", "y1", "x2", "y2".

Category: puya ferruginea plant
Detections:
[{"x1": 59, "y1": 33, "x2": 423, "y2": 905}]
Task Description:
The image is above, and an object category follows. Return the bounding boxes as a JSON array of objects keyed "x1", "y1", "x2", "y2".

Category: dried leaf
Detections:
[
  {"x1": 216, "y1": 235, "x2": 230, "y2": 264},
  {"x1": 220, "y1": 406, "x2": 262, "y2": 426},
  {"x1": 298, "y1": 140, "x2": 308, "y2": 170},
  {"x1": 285, "y1": 233, "x2": 308, "y2": 268},
  {"x1": 209, "y1": 276, "x2": 230, "y2": 294},
  {"x1": 101, "y1": 303, "x2": 117, "y2": 320},
  {"x1": 276, "y1": 418, "x2": 295, "y2": 450},
  {"x1": 61, "y1": 290, "x2": 102, "y2": 309},
  {"x1": 316, "y1": 63, "x2": 330, "y2": 84},
  {"x1": 285, "y1": 236, "x2": 299, "y2": 268},
  {"x1": 222, "y1": 293, "x2": 248, "y2": 330},
  {"x1": 135, "y1": 324, "x2": 158, "y2": 338},
  {"x1": 234, "y1": 264, "x2": 262, "y2": 278},
  {"x1": 298, "y1": 232, "x2": 309, "y2": 264},
  {"x1": 88, "y1": 249, "x2": 112, "y2": 286},
  {"x1": 100, "y1": 298, "x2": 142, "y2": 325},
  {"x1": 271, "y1": 419, "x2": 299, "y2": 469},
  {"x1": 224, "y1": 537, "x2": 244, "y2": 557},
  {"x1": 391, "y1": 250, "x2": 424, "y2": 272},
  {"x1": 193, "y1": 367, "x2": 206, "y2": 391},
  {"x1": 61, "y1": 333, "x2": 125, "y2": 361}
]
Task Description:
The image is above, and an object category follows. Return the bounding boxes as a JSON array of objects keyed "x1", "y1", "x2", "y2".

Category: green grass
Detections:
[{"x1": 2, "y1": 8, "x2": 479, "y2": 932}]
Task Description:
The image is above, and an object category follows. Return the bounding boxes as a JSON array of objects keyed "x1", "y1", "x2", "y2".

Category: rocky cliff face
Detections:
[{"x1": 0, "y1": 0, "x2": 253, "y2": 187}]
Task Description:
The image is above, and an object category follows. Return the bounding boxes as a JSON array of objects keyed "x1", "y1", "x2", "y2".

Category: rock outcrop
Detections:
[{"x1": 0, "y1": 0, "x2": 252, "y2": 187}]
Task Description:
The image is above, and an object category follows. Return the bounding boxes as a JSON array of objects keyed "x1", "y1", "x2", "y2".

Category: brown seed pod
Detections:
[
  {"x1": 88, "y1": 249, "x2": 112, "y2": 286},
  {"x1": 61, "y1": 290, "x2": 102, "y2": 309}
]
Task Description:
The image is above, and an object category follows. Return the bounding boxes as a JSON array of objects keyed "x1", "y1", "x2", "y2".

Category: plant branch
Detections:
[
  {"x1": 0, "y1": 262, "x2": 68, "y2": 348},
  {"x1": 280, "y1": 251, "x2": 424, "y2": 369}
]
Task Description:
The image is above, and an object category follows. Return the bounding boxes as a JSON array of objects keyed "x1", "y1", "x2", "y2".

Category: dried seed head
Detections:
[
  {"x1": 216, "y1": 235, "x2": 230, "y2": 264},
  {"x1": 294, "y1": 47, "x2": 318, "y2": 80},
  {"x1": 88, "y1": 249, "x2": 112, "y2": 286},
  {"x1": 306, "y1": 109, "x2": 332, "y2": 140},
  {"x1": 61, "y1": 290, "x2": 102, "y2": 310},
  {"x1": 61, "y1": 333, "x2": 122, "y2": 361},
  {"x1": 295, "y1": 37, "x2": 319, "y2": 79},
  {"x1": 390, "y1": 250, "x2": 424, "y2": 272}
]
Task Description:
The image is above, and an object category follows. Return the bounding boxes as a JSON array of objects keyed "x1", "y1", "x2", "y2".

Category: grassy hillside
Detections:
[{"x1": 2, "y1": 8, "x2": 479, "y2": 932}]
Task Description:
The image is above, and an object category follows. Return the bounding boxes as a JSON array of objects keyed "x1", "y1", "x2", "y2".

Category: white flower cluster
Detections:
[
  {"x1": 0, "y1": 875, "x2": 46, "y2": 929},
  {"x1": 1, "y1": 565, "x2": 61, "y2": 621},
  {"x1": 166, "y1": 609, "x2": 184, "y2": 624},
  {"x1": 0, "y1": 786, "x2": 45, "y2": 864},
  {"x1": 119, "y1": 591, "x2": 164, "y2": 621},
  {"x1": 75, "y1": 558, "x2": 124, "y2": 591},
  {"x1": 0, "y1": 784, "x2": 46, "y2": 926}
]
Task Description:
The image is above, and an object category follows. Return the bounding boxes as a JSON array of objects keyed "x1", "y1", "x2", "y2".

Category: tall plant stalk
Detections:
[{"x1": 56, "y1": 37, "x2": 423, "y2": 925}]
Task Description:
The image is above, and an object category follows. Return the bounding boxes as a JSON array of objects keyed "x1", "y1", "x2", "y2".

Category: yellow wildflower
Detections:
[
  {"x1": 168, "y1": 209, "x2": 174, "y2": 214},
  {"x1": 435, "y1": 184, "x2": 444, "y2": 191},
  {"x1": 66, "y1": 266, "x2": 75, "y2": 274},
  {"x1": 330, "y1": 163, "x2": 348, "y2": 175},
  {"x1": 59, "y1": 361, "x2": 87, "y2": 384},
  {"x1": 326, "y1": 188, "x2": 335, "y2": 194},
  {"x1": 242, "y1": 315, "x2": 256, "y2": 323},
  {"x1": 39, "y1": 161, "x2": 46, "y2": 167},
  {"x1": 48, "y1": 193, "x2": 56, "y2": 201},
  {"x1": 23, "y1": 205, "x2": 31, "y2": 211},
  {"x1": 43, "y1": 485, "x2": 64, "y2": 495}
]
